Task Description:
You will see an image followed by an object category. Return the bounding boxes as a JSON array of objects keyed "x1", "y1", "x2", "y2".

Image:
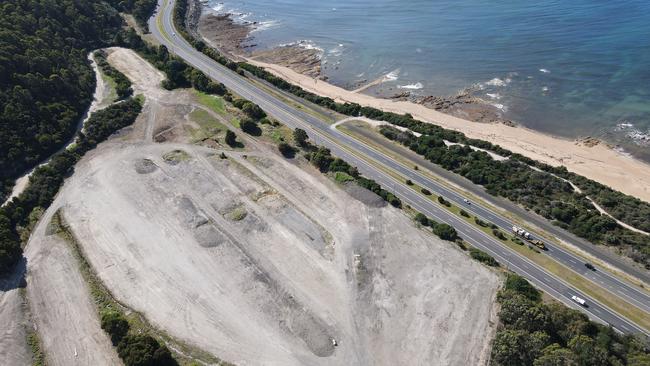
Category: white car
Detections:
[
  {"x1": 463, "y1": 198, "x2": 470, "y2": 204},
  {"x1": 571, "y1": 295, "x2": 586, "y2": 306}
]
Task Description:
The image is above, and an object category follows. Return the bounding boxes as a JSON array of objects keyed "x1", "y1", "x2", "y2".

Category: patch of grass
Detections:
[
  {"x1": 134, "y1": 94, "x2": 145, "y2": 105},
  {"x1": 194, "y1": 91, "x2": 226, "y2": 115},
  {"x1": 190, "y1": 109, "x2": 226, "y2": 131},
  {"x1": 334, "y1": 171, "x2": 355, "y2": 183},
  {"x1": 230, "y1": 118, "x2": 241, "y2": 129},
  {"x1": 163, "y1": 149, "x2": 190, "y2": 164},
  {"x1": 225, "y1": 205, "x2": 247, "y2": 221},
  {"x1": 27, "y1": 331, "x2": 45, "y2": 366}
]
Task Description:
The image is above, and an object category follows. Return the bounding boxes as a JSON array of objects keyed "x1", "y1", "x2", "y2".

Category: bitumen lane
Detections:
[
  {"x1": 332, "y1": 123, "x2": 650, "y2": 314},
  {"x1": 150, "y1": 0, "x2": 649, "y2": 335}
]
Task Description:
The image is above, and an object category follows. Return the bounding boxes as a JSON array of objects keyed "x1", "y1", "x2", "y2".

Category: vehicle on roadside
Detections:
[
  {"x1": 571, "y1": 295, "x2": 587, "y2": 307},
  {"x1": 585, "y1": 262, "x2": 596, "y2": 271}
]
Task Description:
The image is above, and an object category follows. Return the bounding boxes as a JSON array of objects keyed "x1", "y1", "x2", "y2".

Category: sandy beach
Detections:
[
  {"x1": 245, "y1": 58, "x2": 650, "y2": 203},
  {"x1": 191, "y1": 4, "x2": 650, "y2": 203}
]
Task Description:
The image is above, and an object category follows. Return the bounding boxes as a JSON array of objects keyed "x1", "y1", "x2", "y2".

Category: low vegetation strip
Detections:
[{"x1": 94, "y1": 49, "x2": 133, "y2": 100}]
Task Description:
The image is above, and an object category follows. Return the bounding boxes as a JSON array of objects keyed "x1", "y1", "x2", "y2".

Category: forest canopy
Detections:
[{"x1": 0, "y1": 0, "x2": 125, "y2": 199}]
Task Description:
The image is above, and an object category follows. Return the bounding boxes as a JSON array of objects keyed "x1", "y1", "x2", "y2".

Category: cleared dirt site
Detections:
[{"x1": 19, "y1": 48, "x2": 501, "y2": 365}]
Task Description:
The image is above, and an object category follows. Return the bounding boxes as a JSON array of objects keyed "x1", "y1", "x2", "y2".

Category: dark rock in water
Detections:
[{"x1": 390, "y1": 91, "x2": 410, "y2": 100}]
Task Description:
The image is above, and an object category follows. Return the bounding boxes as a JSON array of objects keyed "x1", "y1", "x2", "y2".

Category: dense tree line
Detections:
[
  {"x1": 106, "y1": 0, "x2": 157, "y2": 28},
  {"x1": 491, "y1": 274, "x2": 650, "y2": 366},
  {"x1": 0, "y1": 0, "x2": 125, "y2": 200},
  {"x1": 94, "y1": 50, "x2": 133, "y2": 100},
  {"x1": 0, "y1": 98, "x2": 143, "y2": 273},
  {"x1": 379, "y1": 125, "x2": 650, "y2": 267}
]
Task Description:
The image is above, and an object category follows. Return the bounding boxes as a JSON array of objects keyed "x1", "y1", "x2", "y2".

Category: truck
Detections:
[
  {"x1": 512, "y1": 226, "x2": 546, "y2": 250},
  {"x1": 571, "y1": 295, "x2": 587, "y2": 306}
]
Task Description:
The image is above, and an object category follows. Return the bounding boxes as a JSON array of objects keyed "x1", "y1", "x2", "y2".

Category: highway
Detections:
[
  {"x1": 337, "y1": 123, "x2": 650, "y2": 314},
  {"x1": 150, "y1": 0, "x2": 649, "y2": 335}
]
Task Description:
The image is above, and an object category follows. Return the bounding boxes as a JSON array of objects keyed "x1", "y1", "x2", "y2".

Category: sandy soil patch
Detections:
[
  {"x1": 55, "y1": 142, "x2": 499, "y2": 365},
  {"x1": 0, "y1": 264, "x2": 31, "y2": 366},
  {"x1": 245, "y1": 59, "x2": 650, "y2": 203},
  {"x1": 24, "y1": 206, "x2": 121, "y2": 366}
]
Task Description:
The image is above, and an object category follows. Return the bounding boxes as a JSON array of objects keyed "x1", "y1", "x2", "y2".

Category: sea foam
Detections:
[{"x1": 398, "y1": 82, "x2": 424, "y2": 90}]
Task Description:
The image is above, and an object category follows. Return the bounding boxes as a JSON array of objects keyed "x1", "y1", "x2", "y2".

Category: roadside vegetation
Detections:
[{"x1": 492, "y1": 274, "x2": 650, "y2": 366}]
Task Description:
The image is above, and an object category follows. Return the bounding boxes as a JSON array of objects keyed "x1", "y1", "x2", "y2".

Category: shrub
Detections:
[
  {"x1": 475, "y1": 217, "x2": 489, "y2": 227},
  {"x1": 421, "y1": 188, "x2": 431, "y2": 195},
  {"x1": 293, "y1": 128, "x2": 309, "y2": 146},
  {"x1": 469, "y1": 248, "x2": 499, "y2": 266},
  {"x1": 460, "y1": 209, "x2": 470, "y2": 217},
  {"x1": 239, "y1": 118, "x2": 261, "y2": 135},
  {"x1": 241, "y1": 101, "x2": 266, "y2": 120},
  {"x1": 224, "y1": 130, "x2": 237, "y2": 147},
  {"x1": 415, "y1": 213, "x2": 429, "y2": 226},
  {"x1": 406, "y1": 179, "x2": 413, "y2": 185},
  {"x1": 278, "y1": 142, "x2": 295, "y2": 158},
  {"x1": 101, "y1": 311, "x2": 130, "y2": 346},
  {"x1": 504, "y1": 274, "x2": 541, "y2": 302},
  {"x1": 493, "y1": 229, "x2": 507, "y2": 240},
  {"x1": 117, "y1": 334, "x2": 176, "y2": 366},
  {"x1": 433, "y1": 223, "x2": 458, "y2": 241},
  {"x1": 437, "y1": 196, "x2": 451, "y2": 207}
]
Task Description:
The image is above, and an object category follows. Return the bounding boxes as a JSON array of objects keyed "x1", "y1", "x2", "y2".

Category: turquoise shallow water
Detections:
[{"x1": 208, "y1": 0, "x2": 650, "y2": 160}]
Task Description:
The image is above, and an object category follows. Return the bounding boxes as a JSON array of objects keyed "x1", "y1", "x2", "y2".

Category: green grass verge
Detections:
[
  {"x1": 194, "y1": 91, "x2": 226, "y2": 115},
  {"x1": 334, "y1": 171, "x2": 355, "y2": 183}
]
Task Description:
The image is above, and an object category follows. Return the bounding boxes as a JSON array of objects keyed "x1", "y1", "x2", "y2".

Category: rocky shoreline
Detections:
[
  {"x1": 196, "y1": 11, "x2": 323, "y2": 77},
  {"x1": 190, "y1": 1, "x2": 512, "y2": 124}
]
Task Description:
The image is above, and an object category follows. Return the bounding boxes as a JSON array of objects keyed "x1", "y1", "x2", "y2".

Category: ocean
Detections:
[{"x1": 207, "y1": 0, "x2": 650, "y2": 160}]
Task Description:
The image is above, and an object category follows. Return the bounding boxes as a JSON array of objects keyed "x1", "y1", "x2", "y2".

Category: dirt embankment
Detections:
[{"x1": 58, "y1": 142, "x2": 500, "y2": 366}]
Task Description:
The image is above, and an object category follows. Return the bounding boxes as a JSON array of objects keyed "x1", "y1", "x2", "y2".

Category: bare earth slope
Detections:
[
  {"x1": 0, "y1": 266, "x2": 30, "y2": 366},
  {"x1": 24, "y1": 207, "x2": 122, "y2": 366},
  {"x1": 60, "y1": 142, "x2": 499, "y2": 365}
]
